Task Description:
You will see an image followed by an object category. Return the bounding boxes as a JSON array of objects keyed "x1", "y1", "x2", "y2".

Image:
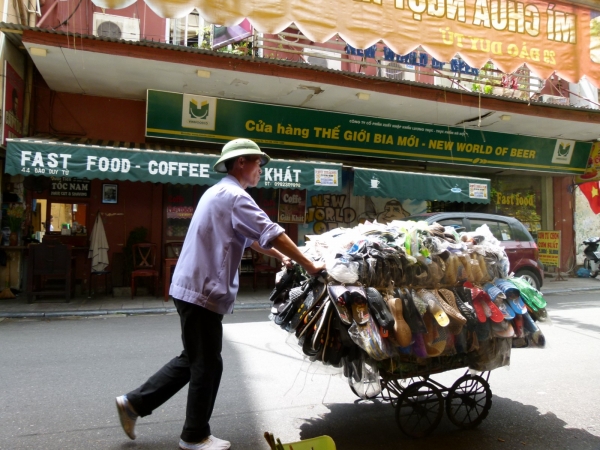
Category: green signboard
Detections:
[
  {"x1": 354, "y1": 168, "x2": 490, "y2": 203},
  {"x1": 146, "y1": 90, "x2": 590, "y2": 175},
  {"x1": 5, "y1": 139, "x2": 342, "y2": 192}
]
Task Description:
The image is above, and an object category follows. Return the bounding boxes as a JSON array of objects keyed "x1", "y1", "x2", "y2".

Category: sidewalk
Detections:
[{"x1": 1, "y1": 276, "x2": 599, "y2": 319}]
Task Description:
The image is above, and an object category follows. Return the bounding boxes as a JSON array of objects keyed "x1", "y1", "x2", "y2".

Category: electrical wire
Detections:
[{"x1": 52, "y1": 0, "x2": 83, "y2": 30}]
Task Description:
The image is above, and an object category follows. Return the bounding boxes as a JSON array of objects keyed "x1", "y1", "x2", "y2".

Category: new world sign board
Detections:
[{"x1": 146, "y1": 90, "x2": 590, "y2": 175}]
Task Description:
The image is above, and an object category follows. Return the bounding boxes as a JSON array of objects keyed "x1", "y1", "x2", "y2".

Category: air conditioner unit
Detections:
[
  {"x1": 540, "y1": 94, "x2": 569, "y2": 105},
  {"x1": 93, "y1": 13, "x2": 140, "y2": 42},
  {"x1": 379, "y1": 61, "x2": 405, "y2": 81},
  {"x1": 303, "y1": 48, "x2": 342, "y2": 71}
]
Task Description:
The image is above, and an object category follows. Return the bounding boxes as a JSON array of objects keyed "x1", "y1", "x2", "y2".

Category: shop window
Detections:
[
  {"x1": 33, "y1": 199, "x2": 87, "y2": 234},
  {"x1": 470, "y1": 219, "x2": 513, "y2": 241},
  {"x1": 437, "y1": 218, "x2": 466, "y2": 231},
  {"x1": 164, "y1": 184, "x2": 206, "y2": 240}
]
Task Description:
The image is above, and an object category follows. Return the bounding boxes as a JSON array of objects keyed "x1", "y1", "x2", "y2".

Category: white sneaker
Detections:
[
  {"x1": 115, "y1": 395, "x2": 138, "y2": 440},
  {"x1": 179, "y1": 435, "x2": 231, "y2": 449}
]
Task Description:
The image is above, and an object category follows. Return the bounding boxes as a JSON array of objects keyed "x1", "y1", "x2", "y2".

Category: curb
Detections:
[
  {"x1": 0, "y1": 302, "x2": 271, "y2": 319},
  {"x1": 542, "y1": 286, "x2": 600, "y2": 295}
]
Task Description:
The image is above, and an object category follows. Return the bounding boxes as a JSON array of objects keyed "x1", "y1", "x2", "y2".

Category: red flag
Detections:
[{"x1": 580, "y1": 182, "x2": 600, "y2": 214}]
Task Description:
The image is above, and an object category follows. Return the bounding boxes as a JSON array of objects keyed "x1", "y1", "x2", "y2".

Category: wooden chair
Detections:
[
  {"x1": 251, "y1": 249, "x2": 279, "y2": 291},
  {"x1": 163, "y1": 241, "x2": 184, "y2": 301},
  {"x1": 27, "y1": 241, "x2": 75, "y2": 303},
  {"x1": 89, "y1": 262, "x2": 113, "y2": 298},
  {"x1": 131, "y1": 243, "x2": 159, "y2": 298}
]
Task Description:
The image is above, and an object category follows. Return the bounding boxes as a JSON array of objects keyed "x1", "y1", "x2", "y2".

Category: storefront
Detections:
[
  {"x1": 2, "y1": 86, "x2": 591, "y2": 293},
  {"x1": 3, "y1": 138, "x2": 344, "y2": 291}
]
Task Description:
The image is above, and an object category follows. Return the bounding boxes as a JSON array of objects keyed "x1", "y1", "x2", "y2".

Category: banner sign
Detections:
[
  {"x1": 537, "y1": 230, "x2": 561, "y2": 268},
  {"x1": 353, "y1": 167, "x2": 490, "y2": 203},
  {"x1": 278, "y1": 189, "x2": 306, "y2": 223},
  {"x1": 95, "y1": 0, "x2": 600, "y2": 87},
  {"x1": 575, "y1": 142, "x2": 600, "y2": 184},
  {"x1": 5, "y1": 139, "x2": 342, "y2": 192},
  {"x1": 49, "y1": 177, "x2": 91, "y2": 198},
  {"x1": 2, "y1": 61, "x2": 24, "y2": 147},
  {"x1": 147, "y1": 90, "x2": 590, "y2": 174}
]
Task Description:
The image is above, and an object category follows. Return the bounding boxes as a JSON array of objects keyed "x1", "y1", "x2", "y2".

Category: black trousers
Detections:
[{"x1": 126, "y1": 299, "x2": 224, "y2": 443}]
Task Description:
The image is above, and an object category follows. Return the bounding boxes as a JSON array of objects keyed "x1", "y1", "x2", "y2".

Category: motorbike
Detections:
[{"x1": 582, "y1": 236, "x2": 600, "y2": 278}]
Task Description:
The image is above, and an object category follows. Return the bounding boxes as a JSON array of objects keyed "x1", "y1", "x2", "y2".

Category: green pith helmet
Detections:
[{"x1": 213, "y1": 138, "x2": 271, "y2": 173}]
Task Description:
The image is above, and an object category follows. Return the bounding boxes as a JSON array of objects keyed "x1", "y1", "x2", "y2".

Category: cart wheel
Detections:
[
  {"x1": 395, "y1": 381, "x2": 443, "y2": 438},
  {"x1": 349, "y1": 378, "x2": 381, "y2": 400},
  {"x1": 446, "y1": 374, "x2": 492, "y2": 430}
]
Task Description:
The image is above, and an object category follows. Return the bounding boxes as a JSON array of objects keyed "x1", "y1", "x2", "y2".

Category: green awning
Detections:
[
  {"x1": 353, "y1": 168, "x2": 490, "y2": 203},
  {"x1": 5, "y1": 138, "x2": 342, "y2": 192}
]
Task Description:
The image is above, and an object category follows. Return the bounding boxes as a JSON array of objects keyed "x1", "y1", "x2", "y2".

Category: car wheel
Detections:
[{"x1": 515, "y1": 269, "x2": 541, "y2": 290}]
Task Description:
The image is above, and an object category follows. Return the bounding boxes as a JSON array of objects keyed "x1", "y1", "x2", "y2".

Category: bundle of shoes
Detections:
[{"x1": 269, "y1": 219, "x2": 548, "y2": 376}]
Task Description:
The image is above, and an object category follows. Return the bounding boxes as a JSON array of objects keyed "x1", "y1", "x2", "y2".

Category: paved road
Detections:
[{"x1": 1, "y1": 291, "x2": 600, "y2": 450}]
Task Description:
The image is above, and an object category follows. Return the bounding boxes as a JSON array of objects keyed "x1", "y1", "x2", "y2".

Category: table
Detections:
[{"x1": 163, "y1": 257, "x2": 178, "y2": 301}]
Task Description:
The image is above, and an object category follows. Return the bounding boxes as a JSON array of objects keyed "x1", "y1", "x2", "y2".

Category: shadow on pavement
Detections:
[{"x1": 294, "y1": 395, "x2": 600, "y2": 450}]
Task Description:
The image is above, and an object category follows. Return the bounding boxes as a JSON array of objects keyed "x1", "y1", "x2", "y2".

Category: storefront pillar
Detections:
[
  {"x1": 541, "y1": 176, "x2": 554, "y2": 233},
  {"x1": 553, "y1": 177, "x2": 575, "y2": 272}
]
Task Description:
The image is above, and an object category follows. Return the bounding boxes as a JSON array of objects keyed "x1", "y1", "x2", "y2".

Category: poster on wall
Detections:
[
  {"x1": 278, "y1": 189, "x2": 306, "y2": 223},
  {"x1": 297, "y1": 169, "x2": 428, "y2": 245},
  {"x1": 575, "y1": 142, "x2": 600, "y2": 184},
  {"x1": 2, "y1": 61, "x2": 24, "y2": 147},
  {"x1": 537, "y1": 230, "x2": 561, "y2": 268},
  {"x1": 49, "y1": 177, "x2": 91, "y2": 198}
]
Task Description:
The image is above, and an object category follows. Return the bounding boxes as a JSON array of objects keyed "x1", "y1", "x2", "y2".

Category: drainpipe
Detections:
[
  {"x1": 13, "y1": 0, "x2": 27, "y2": 25},
  {"x1": 22, "y1": 0, "x2": 36, "y2": 136},
  {"x1": 36, "y1": 0, "x2": 57, "y2": 28}
]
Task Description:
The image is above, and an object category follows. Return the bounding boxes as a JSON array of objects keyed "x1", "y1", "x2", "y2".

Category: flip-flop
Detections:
[
  {"x1": 327, "y1": 283, "x2": 352, "y2": 326},
  {"x1": 366, "y1": 287, "x2": 395, "y2": 332},
  {"x1": 410, "y1": 289, "x2": 429, "y2": 319},
  {"x1": 394, "y1": 288, "x2": 427, "y2": 334},
  {"x1": 412, "y1": 333, "x2": 428, "y2": 358},
  {"x1": 494, "y1": 297, "x2": 515, "y2": 320},
  {"x1": 417, "y1": 289, "x2": 450, "y2": 327},
  {"x1": 509, "y1": 277, "x2": 547, "y2": 311},
  {"x1": 521, "y1": 311, "x2": 540, "y2": 333},
  {"x1": 423, "y1": 312, "x2": 446, "y2": 357},
  {"x1": 290, "y1": 290, "x2": 315, "y2": 331},
  {"x1": 492, "y1": 320, "x2": 515, "y2": 338},
  {"x1": 513, "y1": 314, "x2": 525, "y2": 338},
  {"x1": 351, "y1": 302, "x2": 370, "y2": 325},
  {"x1": 309, "y1": 301, "x2": 332, "y2": 354},
  {"x1": 479, "y1": 293, "x2": 505, "y2": 323},
  {"x1": 471, "y1": 297, "x2": 488, "y2": 323},
  {"x1": 437, "y1": 289, "x2": 467, "y2": 328},
  {"x1": 493, "y1": 278, "x2": 526, "y2": 313},
  {"x1": 451, "y1": 287, "x2": 478, "y2": 330},
  {"x1": 503, "y1": 294, "x2": 528, "y2": 315},
  {"x1": 383, "y1": 295, "x2": 412, "y2": 347},
  {"x1": 482, "y1": 282, "x2": 505, "y2": 302}
]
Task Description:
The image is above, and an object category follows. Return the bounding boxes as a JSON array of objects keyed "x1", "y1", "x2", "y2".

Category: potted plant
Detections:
[{"x1": 6, "y1": 203, "x2": 25, "y2": 246}]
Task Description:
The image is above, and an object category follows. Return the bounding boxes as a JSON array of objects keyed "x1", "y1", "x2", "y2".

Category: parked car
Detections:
[{"x1": 404, "y1": 212, "x2": 544, "y2": 289}]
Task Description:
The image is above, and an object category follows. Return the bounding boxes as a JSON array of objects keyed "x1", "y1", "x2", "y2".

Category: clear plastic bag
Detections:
[
  {"x1": 327, "y1": 256, "x2": 359, "y2": 284},
  {"x1": 468, "y1": 337, "x2": 512, "y2": 371},
  {"x1": 348, "y1": 316, "x2": 395, "y2": 361},
  {"x1": 345, "y1": 352, "x2": 382, "y2": 400}
]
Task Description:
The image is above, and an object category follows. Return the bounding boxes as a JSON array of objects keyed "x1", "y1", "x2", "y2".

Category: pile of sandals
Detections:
[{"x1": 269, "y1": 220, "x2": 548, "y2": 376}]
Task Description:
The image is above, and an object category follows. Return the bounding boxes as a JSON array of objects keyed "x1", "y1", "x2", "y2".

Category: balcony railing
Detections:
[{"x1": 166, "y1": 16, "x2": 545, "y2": 101}]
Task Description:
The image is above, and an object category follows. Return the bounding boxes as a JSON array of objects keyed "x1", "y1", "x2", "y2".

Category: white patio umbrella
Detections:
[{"x1": 88, "y1": 213, "x2": 109, "y2": 272}]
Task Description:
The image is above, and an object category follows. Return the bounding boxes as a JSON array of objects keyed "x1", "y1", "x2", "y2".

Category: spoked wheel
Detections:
[
  {"x1": 349, "y1": 377, "x2": 381, "y2": 400},
  {"x1": 446, "y1": 374, "x2": 492, "y2": 429},
  {"x1": 395, "y1": 381, "x2": 443, "y2": 438}
]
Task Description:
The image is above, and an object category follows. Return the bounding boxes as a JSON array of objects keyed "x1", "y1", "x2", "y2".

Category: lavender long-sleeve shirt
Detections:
[{"x1": 169, "y1": 175, "x2": 284, "y2": 314}]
